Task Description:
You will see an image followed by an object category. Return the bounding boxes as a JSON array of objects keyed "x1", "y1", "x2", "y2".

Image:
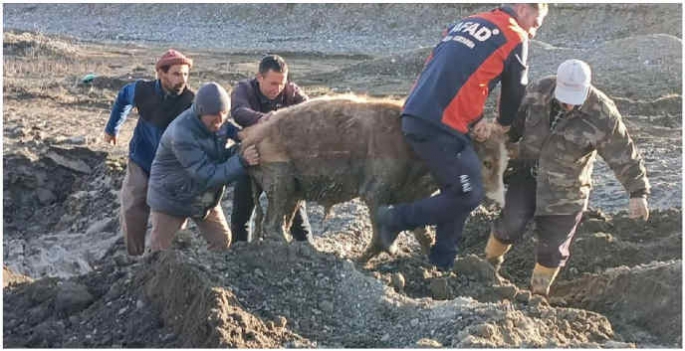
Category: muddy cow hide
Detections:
[{"x1": 240, "y1": 95, "x2": 506, "y2": 262}]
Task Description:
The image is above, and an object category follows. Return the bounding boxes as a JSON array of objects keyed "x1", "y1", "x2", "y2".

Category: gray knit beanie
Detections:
[{"x1": 194, "y1": 82, "x2": 230, "y2": 115}]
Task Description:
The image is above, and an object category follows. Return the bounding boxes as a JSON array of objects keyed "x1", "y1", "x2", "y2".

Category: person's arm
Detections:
[
  {"x1": 507, "y1": 81, "x2": 540, "y2": 144},
  {"x1": 104, "y1": 81, "x2": 137, "y2": 138},
  {"x1": 595, "y1": 105, "x2": 651, "y2": 219},
  {"x1": 498, "y1": 41, "x2": 529, "y2": 127},
  {"x1": 219, "y1": 121, "x2": 241, "y2": 142},
  {"x1": 230, "y1": 81, "x2": 265, "y2": 127},
  {"x1": 170, "y1": 128, "x2": 247, "y2": 190}
]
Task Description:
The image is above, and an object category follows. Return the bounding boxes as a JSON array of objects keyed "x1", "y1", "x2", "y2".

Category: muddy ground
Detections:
[{"x1": 3, "y1": 3, "x2": 683, "y2": 348}]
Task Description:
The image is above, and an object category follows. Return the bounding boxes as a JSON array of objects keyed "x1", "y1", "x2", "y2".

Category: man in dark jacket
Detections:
[
  {"x1": 230, "y1": 54, "x2": 312, "y2": 243},
  {"x1": 377, "y1": 4, "x2": 549, "y2": 271},
  {"x1": 103, "y1": 49, "x2": 194, "y2": 256},
  {"x1": 147, "y1": 82, "x2": 259, "y2": 252}
]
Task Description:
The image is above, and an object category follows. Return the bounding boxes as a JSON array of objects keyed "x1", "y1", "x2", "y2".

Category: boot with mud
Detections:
[
  {"x1": 484, "y1": 232, "x2": 511, "y2": 281},
  {"x1": 530, "y1": 263, "x2": 561, "y2": 297}
]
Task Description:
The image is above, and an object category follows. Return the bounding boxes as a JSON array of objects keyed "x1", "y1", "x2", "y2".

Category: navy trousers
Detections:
[{"x1": 393, "y1": 116, "x2": 484, "y2": 269}]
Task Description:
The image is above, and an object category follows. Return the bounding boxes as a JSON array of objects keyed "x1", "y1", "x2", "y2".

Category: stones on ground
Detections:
[
  {"x1": 529, "y1": 295, "x2": 548, "y2": 308},
  {"x1": 172, "y1": 229, "x2": 193, "y2": 250},
  {"x1": 66, "y1": 136, "x2": 86, "y2": 145},
  {"x1": 113, "y1": 252, "x2": 131, "y2": 267},
  {"x1": 45, "y1": 151, "x2": 91, "y2": 174},
  {"x1": 494, "y1": 284, "x2": 518, "y2": 300},
  {"x1": 603, "y1": 340, "x2": 636, "y2": 348},
  {"x1": 36, "y1": 188, "x2": 56, "y2": 205},
  {"x1": 55, "y1": 282, "x2": 94, "y2": 315},
  {"x1": 416, "y1": 337, "x2": 443, "y2": 348},
  {"x1": 453, "y1": 254, "x2": 499, "y2": 282},
  {"x1": 319, "y1": 300, "x2": 334, "y2": 313},
  {"x1": 429, "y1": 278, "x2": 451, "y2": 300},
  {"x1": 274, "y1": 315, "x2": 287, "y2": 328},
  {"x1": 3, "y1": 265, "x2": 33, "y2": 288},
  {"x1": 515, "y1": 291, "x2": 532, "y2": 304},
  {"x1": 391, "y1": 272, "x2": 405, "y2": 292}
]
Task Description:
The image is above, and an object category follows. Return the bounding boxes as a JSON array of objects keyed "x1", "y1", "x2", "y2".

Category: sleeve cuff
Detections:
[{"x1": 238, "y1": 154, "x2": 249, "y2": 169}]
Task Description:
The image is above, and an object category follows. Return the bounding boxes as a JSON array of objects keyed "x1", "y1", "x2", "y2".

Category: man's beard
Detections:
[{"x1": 171, "y1": 84, "x2": 185, "y2": 95}]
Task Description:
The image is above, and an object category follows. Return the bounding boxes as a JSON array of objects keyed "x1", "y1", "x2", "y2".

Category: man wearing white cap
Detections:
[{"x1": 484, "y1": 59, "x2": 651, "y2": 296}]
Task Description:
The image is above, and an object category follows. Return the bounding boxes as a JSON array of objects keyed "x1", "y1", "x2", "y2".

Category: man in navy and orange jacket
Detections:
[{"x1": 377, "y1": 4, "x2": 549, "y2": 271}]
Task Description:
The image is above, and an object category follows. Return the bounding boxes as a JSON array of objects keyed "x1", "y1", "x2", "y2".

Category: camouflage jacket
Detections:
[{"x1": 510, "y1": 76, "x2": 650, "y2": 215}]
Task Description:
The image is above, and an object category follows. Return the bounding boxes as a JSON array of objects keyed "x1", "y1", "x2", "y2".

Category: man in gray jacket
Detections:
[{"x1": 147, "y1": 82, "x2": 259, "y2": 252}]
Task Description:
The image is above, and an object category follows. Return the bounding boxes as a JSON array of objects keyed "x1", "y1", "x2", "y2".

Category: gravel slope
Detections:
[{"x1": 3, "y1": 3, "x2": 682, "y2": 55}]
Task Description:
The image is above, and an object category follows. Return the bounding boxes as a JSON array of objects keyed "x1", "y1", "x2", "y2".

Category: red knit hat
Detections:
[{"x1": 155, "y1": 49, "x2": 193, "y2": 71}]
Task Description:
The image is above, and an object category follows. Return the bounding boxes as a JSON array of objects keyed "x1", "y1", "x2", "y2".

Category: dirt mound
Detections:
[
  {"x1": 3, "y1": 259, "x2": 176, "y2": 347},
  {"x1": 3, "y1": 17, "x2": 681, "y2": 348},
  {"x1": 138, "y1": 250, "x2": 313, "y2": 348},
  {"x1": 304, "y1": 34, "x2": 682, "y2": 115},
  {"x1": 554, "y1": 260, "x2": 682, "y2": 347},
  {"x1": 3, "y1": 4, "x2": 681, "y2": 55},
  {"x1": 3, "y1": 30, "x2": 79, "y2": 59},
  {"x1": 528, "y1": 34, "x2": 682, "y2": 103},
  {"x1": 3, "y1": 266, "x2": 33, "y2": 288},
  {"x1": 5, "y1": 242, "x2": 633, "y2": 348},
  {"x1": 300, "y1": 48, "x2": 430, "y2": 96},
  {"x1": 3, "y1": 146, "x2": 126, "y2": 278},
  {"x1": 453, "y1": 208, "x2": 683, "y2": 347},
  {"x1": 537, "y1": 4, "x2": 681, "y2": 49}
]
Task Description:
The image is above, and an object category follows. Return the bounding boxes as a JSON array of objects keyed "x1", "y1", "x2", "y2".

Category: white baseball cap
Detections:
[{"x1": 554, "y1": 59, "x2": 592, "y2": 106}]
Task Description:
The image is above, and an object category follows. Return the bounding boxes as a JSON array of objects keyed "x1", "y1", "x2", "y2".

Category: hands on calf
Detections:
[{"x1": 241, "y1": 145, "x2": 260, "y2": 166}]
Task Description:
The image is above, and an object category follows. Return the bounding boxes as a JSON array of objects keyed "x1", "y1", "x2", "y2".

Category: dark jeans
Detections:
[
  {"x1": 392, "y1": 116, "x2": 484, "y2": 269},
  {"x1": 493, "y1": 164, "x2": 583, "y2": 267},
  {"x1": 230, "y1": 174, "x2": 311, "y2": 242}
]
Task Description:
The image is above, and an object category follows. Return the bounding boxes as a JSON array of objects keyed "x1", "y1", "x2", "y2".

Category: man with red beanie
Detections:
[{"x1": 103, "y1": 49, "x2": 195, "y2": 256}]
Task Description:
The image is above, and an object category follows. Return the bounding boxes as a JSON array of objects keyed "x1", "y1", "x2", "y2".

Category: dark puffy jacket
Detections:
[{"x1": 147, "y1": 105, "x2": 245, "y2": 219}]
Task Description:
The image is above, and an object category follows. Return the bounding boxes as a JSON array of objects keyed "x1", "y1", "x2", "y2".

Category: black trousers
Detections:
[
  {"x1": 230, "y1": 174, "x2": 311, "y2": 242},
  {"x1": 493, "y1": 166, "x2": 583, "y2": 268}
]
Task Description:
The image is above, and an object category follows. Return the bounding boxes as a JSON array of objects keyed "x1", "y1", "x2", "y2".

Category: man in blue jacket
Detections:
[
  {"x1": 377, "y1": 4, "x2": 549, "y2": 271},
  {"x1": 229, "y1": 55, "x2": 311, "y2": 243},
  {"x1": 147, "y1": 82, "x2": 259, "y2": 252},
  {"x1": 103, "y1": 49, "x2": 194, "y2": 256}
]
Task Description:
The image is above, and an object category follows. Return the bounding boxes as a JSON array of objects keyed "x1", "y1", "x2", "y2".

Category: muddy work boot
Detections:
[
  {"x1": 376, "y1": 205, "x2": 402, "y2": 252},
  {"x1": 484, "y1": 233, "x2": 511, "y2": 277},
  {"x1": 530, "y1": 263, "x2": 561, "y2": 297}
]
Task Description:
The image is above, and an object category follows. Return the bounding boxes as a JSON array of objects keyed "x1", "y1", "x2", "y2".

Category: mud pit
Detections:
[{"x1": 3, "y1": 4, "x2": 683, "y2": 348}]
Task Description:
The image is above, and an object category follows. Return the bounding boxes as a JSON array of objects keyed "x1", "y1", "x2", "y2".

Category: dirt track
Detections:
[{"x1": 3, "y1": 3, "x2": 683, "y2": 348}]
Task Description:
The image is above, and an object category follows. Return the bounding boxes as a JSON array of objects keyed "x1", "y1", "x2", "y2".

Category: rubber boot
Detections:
[
  {"x1": 484, "y1": 233, "x2": 511, "y2": 276},
  {"x1": 530, "y1": 263, "x2": 560, "y2": 297}
]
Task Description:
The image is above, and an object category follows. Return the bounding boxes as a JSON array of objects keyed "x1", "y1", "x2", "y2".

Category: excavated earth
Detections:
[{"x1": 3, "y1": 3, "x2": 683, "y2": 348}]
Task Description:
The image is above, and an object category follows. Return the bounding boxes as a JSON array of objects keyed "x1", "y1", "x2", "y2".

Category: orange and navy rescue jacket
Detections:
[{"x1": 402, "y1": 7, "x2": 530, "y2": 135}]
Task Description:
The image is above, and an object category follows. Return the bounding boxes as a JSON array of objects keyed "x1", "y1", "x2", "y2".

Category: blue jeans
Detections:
[{"x1": 393, "y1": 116, "x2": 484, "y2": 269}]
